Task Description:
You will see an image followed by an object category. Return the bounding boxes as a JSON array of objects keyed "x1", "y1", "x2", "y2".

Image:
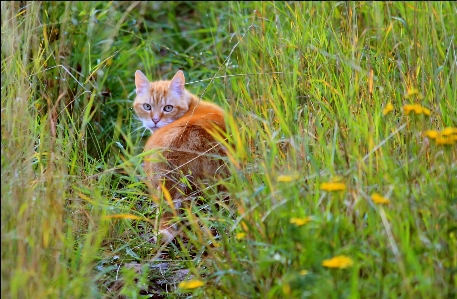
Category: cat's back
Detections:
[{"x1": 145, "y1": 99, "x2": 226, "y2": 150}]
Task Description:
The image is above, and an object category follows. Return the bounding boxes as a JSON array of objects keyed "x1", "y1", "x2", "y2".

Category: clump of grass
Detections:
[{"x1": 2, "y1": 2, "x2": 456, "y2": 299}]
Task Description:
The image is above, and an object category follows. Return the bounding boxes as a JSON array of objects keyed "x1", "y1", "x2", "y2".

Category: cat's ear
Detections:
[
  {"x1": 135, "y1": 70, "x2": 150, "y2": 96},
  {"x1": 169, "y1": 70, "x2": 185, "y2": 96}
]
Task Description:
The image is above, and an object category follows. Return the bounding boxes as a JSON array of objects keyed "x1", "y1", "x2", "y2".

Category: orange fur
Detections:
[{"x1": 133, "y1": 70, "x2": 227, "y2": 242}]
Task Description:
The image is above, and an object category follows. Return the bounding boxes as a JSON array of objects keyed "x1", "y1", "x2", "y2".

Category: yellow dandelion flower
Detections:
[
  {"x1": 402, "y1": 104, "x2": 430, "y2": 116},
  {"x1": 412, "y1": 106, "x2": 423, "y2": 114},
  {"x1": 322, "y1": 255, "x2": 354, "y2": 269},
  {"x1": 370, "y1": 193, "x2": 390, "y2": 205},
  {"x1": 278, "y1": 174, "x2": 300, "y2": 182},
  {"x1": 299, "y1": 270, "x2": 309, "y2": 276},
  {"x1": 424, "y1": 130, "x2": 439, "y2": 139},
  {"x1": 402, "y1": 105, "x2": 412, "y2": 114},
  {"x1": 411, "y1": 106, "x2": 421, "y2": 114},
  {"x1": 405, "y1": 88, "x2": 423, "y2": 99},
  {"x1": 236, "y1": 232, "x2": 246, "y2": 240},
  {"x1": 424, "y1": 127, "x2": 457, "y2": 145},
  {"x1": 421, "y1": 107, "x2": 431, "y2": 116},
  {"x1": 406, "y1": 88, "x2": 419, "y2": 97},
  {"x1": 178, "y1": 279, "x2": 205, "y2": 290},
  {"x1": 435, "y1": 137, "x2": 455, "y2": 145},
  {"x1": 290, "y1": 217, "x2": 312, "y2": 226},
  {"x1": 320, "y1": 182, "x2": 346, "y2": 191},
  {"x1": 382, "y1": 102, "x2": 394, "y2": 115},
  {"x1": 441, "y1": 127, "x2": 457, "y2": 136}
]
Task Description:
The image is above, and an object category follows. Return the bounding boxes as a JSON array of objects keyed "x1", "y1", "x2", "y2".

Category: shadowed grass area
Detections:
[{"x1": 2, "y1": 1, "x2": 456, "y2": 298}]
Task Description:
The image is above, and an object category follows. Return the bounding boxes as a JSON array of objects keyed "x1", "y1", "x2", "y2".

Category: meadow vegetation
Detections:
[{"x1": 2, "y1": 1, "x2": 456, "y2": 298}]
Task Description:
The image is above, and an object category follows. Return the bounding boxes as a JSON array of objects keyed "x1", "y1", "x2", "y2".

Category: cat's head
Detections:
[{"x1": 133, "y1": 70, "x2": 191, "y2": 131}]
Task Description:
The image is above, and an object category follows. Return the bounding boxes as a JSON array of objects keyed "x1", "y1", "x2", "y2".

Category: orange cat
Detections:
[{"x1": 133, "y1": 70, "x2": 227, "y2": 242}]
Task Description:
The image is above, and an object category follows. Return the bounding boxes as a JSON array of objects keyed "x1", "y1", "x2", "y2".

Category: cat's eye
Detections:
[
  {"x1": 163, "y1": 105, "x2": 173, "y2": 112},
  {"x1": 143, "y1": 103, "x2": 151, "y2": 111}
]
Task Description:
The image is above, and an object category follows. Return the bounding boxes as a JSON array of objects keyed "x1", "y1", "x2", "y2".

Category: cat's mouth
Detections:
[
  {"x1": 143, "y1": 121, "x2": 165, "y2": 131},
  {"x1": 148, "y1": 125, "x2": 162, "y2": 132}
]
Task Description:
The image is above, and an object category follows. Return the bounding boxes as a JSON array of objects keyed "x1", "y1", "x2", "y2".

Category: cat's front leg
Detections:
[
  {"x1": 156, "y1": 214, "x2": 178, "y2": 243},
  {"x1": 152, "y1": 184, "x2": 185, "y2": 244}
]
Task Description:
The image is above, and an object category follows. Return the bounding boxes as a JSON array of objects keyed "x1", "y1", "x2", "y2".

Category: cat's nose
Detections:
[{"x1": 152, "y1": 118, "x2": 160, "y2": 124}]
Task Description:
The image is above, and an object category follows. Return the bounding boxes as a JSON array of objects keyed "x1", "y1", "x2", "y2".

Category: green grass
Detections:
[{"x1": 2, "y1": 1, "x2": 456, "y2": 298}]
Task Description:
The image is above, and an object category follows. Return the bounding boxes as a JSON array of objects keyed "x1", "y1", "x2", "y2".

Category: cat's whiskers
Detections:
[
  {"x1": 131, "y1": 115, "x2": 152, "y2": 133},
  {"x1": 130, "y1": 116, "x2": 143, "y2": 126},
  {"x1": 131, "y1": 114, "x2": 142, "y2": 122},
  {"x1": 131, "y1": 125, "x2": 147, "y2": 135},
  {"x1": 139, "y1": 127, "x2": 149, "y2": 140},
  {"x1": 130, "y1": 124, "x2": 142, "y2": 133}
]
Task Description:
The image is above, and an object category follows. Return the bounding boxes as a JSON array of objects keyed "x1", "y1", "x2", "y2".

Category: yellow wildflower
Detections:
[
  {"x1": 403, "y1": 104, "x2": 431, "y2": 116},
  {"x1": 370, "y1": 193, "x2": 390, "y2": 205},
  {"x1": 424, "y1": 130, "x2": 439, "y2": 139},
  {"x1": 322, "y1": 255, "x2": 354, "y2": 269},
  {"x1": 424, "y1": 127, "x2": 457, "y2": 145},
  {"x1": 406, "y1": 88, "x2": 419, "y2": 97},
  {"x1": 405, "y1": 88, "x2": 424, "y2": 99},
  {"x1": 421, "y1": 107, "x2": 431, "y2": 116},
  {"x1": 382, "y1": 102, "x2": 394, "y2": 115},
  {"x1": 320, "y1": 182, "x2": 346, "y2": 191},
  {"x1": 178, "y1": 279, "x2": 205, "y2": 290},
  {"x1": 435, "y1": 136, "x2": 455, "y2": 145},
  {"x1": 290, "y1": 217, "x2": 312, "y2": 226},
  {"x1": 278, "y1": 174, "x2": 300, "y2": 182},
  {"x1": 441, "y1": 127, "x2": 457, "y2": 136},
  {"x1": 236, "y1": 232, "x2": 246, "y2": 240},
  {"x1": 299, "y1": 270, "x2": 309, "y2": 276}
]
